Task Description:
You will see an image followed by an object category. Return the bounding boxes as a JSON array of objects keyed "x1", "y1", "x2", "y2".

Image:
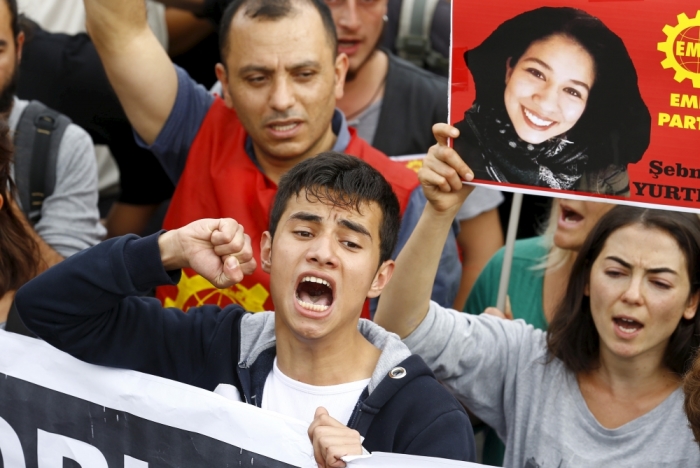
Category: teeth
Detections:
[
  {"x1": 271, "y1": 123, "x2": 297, "y2": 132},
  {"x1": 621, "y1": 318, "x2": 634, "y2": 323},
  {"x1": 619, "y1": 325, "x2": 637, "y2": 333},
  {"x1": 302, "y1": 276, "x2": 331, "y2": 288},
  {"x1": 296, "y1": 297, "x2": 329, "y2": 312},
  {"x1": 523, "y1": 108, "x2": 554, "y2": 127}
]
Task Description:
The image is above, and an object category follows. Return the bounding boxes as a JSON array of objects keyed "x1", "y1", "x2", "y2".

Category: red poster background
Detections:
[{"x1": 450, "y1": 0, "x2": 700, "y2": 212}]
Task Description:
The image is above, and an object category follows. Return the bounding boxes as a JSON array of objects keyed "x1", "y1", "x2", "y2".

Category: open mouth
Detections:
[
  {"x1": 296, "y1": 276, "x2": 334, "y2": 313},
  {"x1": 270, "y1": 123, "x2": 298, "y2": 132},
  {"x1": 614, "y1": 317, "x2": 643, "y2": 334},
  {"x1": 338, "y1": 39, "x2": 361, "y2": 54},
  {"x1": 560, "y1": 205, "x2": 583, "y2": 224},
  {"x1": 522, "y1": 106, "x2": 556, "y2": 129}
]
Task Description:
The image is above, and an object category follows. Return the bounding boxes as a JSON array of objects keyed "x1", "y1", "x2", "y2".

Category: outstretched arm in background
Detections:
[
  {"x1": 83, "y1": 0, "x2": 178, "y2": 145},
  {"x1": 374, "y1": 124, "x2": 474, "y2": 338}
]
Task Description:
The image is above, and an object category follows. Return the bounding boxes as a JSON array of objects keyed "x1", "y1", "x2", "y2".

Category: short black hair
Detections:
[
  {"x1": 547, "y1": 206, "x2": 700, "y2": 375},
  {"x1": 269, "y1": 152, "x2": 401, "y2": 265},
  {"x1": 219, "y1": 0, "x2": 337, "y2": 63}
]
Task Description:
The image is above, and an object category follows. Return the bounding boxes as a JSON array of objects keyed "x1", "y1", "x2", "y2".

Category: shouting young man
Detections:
[{"x1": 16, "y1": 153, "x2": 475, "y2": 466}]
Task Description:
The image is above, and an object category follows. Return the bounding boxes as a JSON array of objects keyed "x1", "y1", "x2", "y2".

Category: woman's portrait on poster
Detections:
[{"x1": 453, "y1": 7, "x2": 651, "y2": 196}]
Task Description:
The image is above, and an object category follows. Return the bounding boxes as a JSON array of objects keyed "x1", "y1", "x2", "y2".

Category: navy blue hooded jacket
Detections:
[{"x1": 16, "y1": 233, "x2": 475, "y2": 461}]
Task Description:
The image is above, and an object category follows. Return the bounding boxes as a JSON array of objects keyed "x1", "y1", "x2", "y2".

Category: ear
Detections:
[
  {"x1": 683, "y1": 291, "x2": 700, "y2": 321},
  {"x1": 334, "y1": 53, "x2": 349, "y2": 101},
  {"x1": 584, "y1": 281, "x2": 590, "y2": 297},
  {"x1": 16, "y1": 31, "x2": 24, "y2": 63},
  {"x1": 260, "y1": 231, "x2": 272, "y2": 274},
  {"x1": 366, "y1": 260, "x2": 395, "y2": 299},
  {"x1": 0, "y1": 193, "x2": 4, "y2": 211},
  {"x1": 505, "y1": 56, "x2": 514, "y2": 84},
  {"x1": 214, "y1": 63, "x2": 234, "y2": 108}
]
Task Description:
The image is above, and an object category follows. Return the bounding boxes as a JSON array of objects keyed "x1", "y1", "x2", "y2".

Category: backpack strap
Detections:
[
  {"x1": 13, "y1": 101, "x2": 71, "y2": 225},
  {"x1": 396, "y1": 0, "x2": 449, "y2": 75}
]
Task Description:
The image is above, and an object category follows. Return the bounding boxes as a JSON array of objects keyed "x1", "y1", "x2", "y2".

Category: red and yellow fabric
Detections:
[{"x1": 157, "y1": 99, "x2": 419, "y2": 317}]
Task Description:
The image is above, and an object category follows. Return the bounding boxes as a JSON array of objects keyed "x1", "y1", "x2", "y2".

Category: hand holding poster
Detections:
[{"x1": 450, "y1": 0, "x2": 700, "y2": 212}]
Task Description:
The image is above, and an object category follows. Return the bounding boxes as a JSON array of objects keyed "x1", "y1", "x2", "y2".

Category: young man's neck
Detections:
[
  {"x1": 275, "y1": 326, "x2": 381, "y2": 386},
  {"x1": 253, "y1": 125, "x2": 338, "y2": 185},
  {"x1": 337, "y1": 49, "x2": 389, "y2": 121}
]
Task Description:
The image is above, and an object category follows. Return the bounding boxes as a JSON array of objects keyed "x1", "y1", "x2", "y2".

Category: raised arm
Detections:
[
  {"x1": 83, "y1": 0, "x2": 178, "y2": 145},
  {"x1": 374, "y1": 124, "x2": 473, "y2": 338},
  {"x1": 16, "y1": 218, "x2": 255, "y2": 380}
]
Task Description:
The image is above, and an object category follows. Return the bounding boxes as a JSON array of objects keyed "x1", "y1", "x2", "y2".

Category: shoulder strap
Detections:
[
  {"x1": 14, "y1": 101, "x2": 71, "y2": 225},
  {"x1": 396, "y1": 0, "x2": 449, "y2": 75}
]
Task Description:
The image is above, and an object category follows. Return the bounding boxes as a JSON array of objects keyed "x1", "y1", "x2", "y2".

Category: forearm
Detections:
[
  {"x1": 84, "y1": 0, "x2": 150, "y2": 53},
  {"x1": 84, "y1": 0, "x2": 178, "y2": 145},
  {"x1": 374, "y1": 203, "x2": 460, "y2": 338},
  {"x1": 16, "y1": 234, "x2": 178, "y2": 342}
]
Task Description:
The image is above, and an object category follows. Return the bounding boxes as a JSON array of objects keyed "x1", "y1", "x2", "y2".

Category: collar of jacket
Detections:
[{"x1": 234, "y1": 312, "x2": 413, "y2": 407}]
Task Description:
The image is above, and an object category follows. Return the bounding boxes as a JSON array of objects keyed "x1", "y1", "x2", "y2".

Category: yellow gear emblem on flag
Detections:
[
  {"x1": 657, "y1": 11, "x2": 700, "y2": 88},
  {"x1": 163, "y1": 271, "x2": 270, "y2": 312},
  {"x1": 405, "y1": 159, "x2": 424, "y2": 173}
]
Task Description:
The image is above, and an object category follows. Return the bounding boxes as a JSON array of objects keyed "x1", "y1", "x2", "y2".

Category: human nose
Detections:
[
  {"x1": 337, "y1": 0, "x2": 360, "y2": 31},
  {"x1": 620, "y1": 275, "x2": 644, "y2": 306},
  {"x1": 305, "y1": 234, "x2": 339, "y2": 268},
  {"x1": 533, "y1": 81, "x2": 558, "y2": 114},
  {"x1": 269, "y1": 76, "x2": 295, "y2": 112}
]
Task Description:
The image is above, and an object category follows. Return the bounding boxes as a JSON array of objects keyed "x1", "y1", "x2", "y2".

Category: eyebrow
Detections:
[
  {"x1": 521, "y1": 57, "x2": 591, "y2": 91},
  {"x1": 238, "y1": 60, "x2": 321, "y2": 76},
  {"x1": 289, "y1": 212, "x2": 372, "y2": 239},
  {"x1": 605, "y1": 256, "x2": 678, "y2": 275}
]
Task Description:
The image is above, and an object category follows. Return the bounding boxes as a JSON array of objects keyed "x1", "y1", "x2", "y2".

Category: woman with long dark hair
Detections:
[
  {"x1": 0, "y1": 118, "x2": 39, "y2": 328},
  {"x1": 375, "y1": 143, "x2": 700, "y2": 466},
  {"x1": 453, "y1": 7, "x2": 650, "y2": 194}
]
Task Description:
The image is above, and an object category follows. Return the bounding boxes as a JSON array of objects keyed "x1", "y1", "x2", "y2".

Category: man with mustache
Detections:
[{"x1": 83, "y1": 0, "x2": 461, "y2": 315}]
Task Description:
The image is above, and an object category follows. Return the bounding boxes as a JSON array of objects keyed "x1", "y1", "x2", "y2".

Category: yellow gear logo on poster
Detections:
[
  {"x1": 164, "y1": 271, "x2": 270, "y2": 312},
  {"x1": 658, "y1": 11, "x2": 700, "y2": 88}
]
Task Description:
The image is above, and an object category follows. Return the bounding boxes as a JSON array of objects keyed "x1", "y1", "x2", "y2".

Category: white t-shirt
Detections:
[{"x1": 261, "y1": 358, "x2": 369, "y2": 425}]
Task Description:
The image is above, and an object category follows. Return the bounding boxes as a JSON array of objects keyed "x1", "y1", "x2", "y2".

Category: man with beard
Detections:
[{"x1": 0, "y1": 0, "x2": 103, "y2": 266}]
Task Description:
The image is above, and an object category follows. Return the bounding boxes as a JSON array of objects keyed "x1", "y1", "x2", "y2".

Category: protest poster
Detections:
[
  {"x1": 0, "y1": 331, "x2": 482, "y2": 468},
  {"x1": 450, "y1": 0, "x2": 700, "y2": 212}
]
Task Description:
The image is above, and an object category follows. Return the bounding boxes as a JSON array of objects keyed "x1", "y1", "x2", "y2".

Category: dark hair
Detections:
[
  {"x1": 219, "y1": 0, "x2": 337, "y2": 62},
  {"x1": 268, "y1": 152, "x2": 400, "y2": 265},
  {"x1": 466, "y1": 7, "x2": 651, "y2": 170},
  {"x1": 0, "y1": 118, "x2": 39, "y2": 297},
  {"x1": 684, "y1": 354, "x2": 700, "y2": 445},
  {"x1": 547, "y1": 206, "x2": 700, "y2": 375},
  {"x1": 0, "y1": 0, "x2": 19, "y2": 40}
]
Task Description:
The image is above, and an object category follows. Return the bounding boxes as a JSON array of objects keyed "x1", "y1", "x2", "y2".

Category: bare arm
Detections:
[
  {"x1": 452, "y1": 209, "x2": 504, "y2": 310},
  {"x1": 374, "y1": 124, "x2": 473, "y2": 338},
  {"x1": 84, "y1": 0, "x2": 178, "y2": 145}
]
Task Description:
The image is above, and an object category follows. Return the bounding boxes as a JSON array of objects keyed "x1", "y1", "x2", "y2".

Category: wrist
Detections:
[
  {"x1": 158, "y1": 230, "x2": 187, "y2": 271},
  {"x1": 424, "y1": 202, "x2": 461, "y2": 221}
]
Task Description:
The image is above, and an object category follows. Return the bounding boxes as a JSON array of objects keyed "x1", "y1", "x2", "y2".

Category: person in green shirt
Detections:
[{"x1": 464, "y1": 198, "x2": 614, "y2": 465}]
